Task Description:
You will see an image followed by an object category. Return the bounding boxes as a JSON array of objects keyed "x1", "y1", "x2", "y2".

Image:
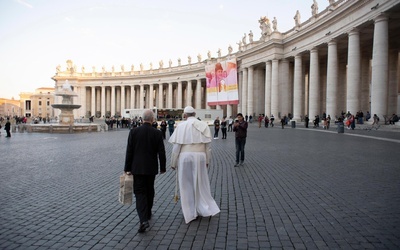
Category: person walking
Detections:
[
  {"x1": 124, "y1": 109, "x2": 166, "y2": 233},
  {"x1": 4, "y1": 118, "x2": 11, "y2": 138},
  {"x1": 213, "y1": 116, "x2": 220, "y2": 139},
  {"x1": 169, "y1": 106, "x2": 220, "y2": 224},
  {"x1": 160, "y1": 120, "x2": 167, "y2": 139},
  {"x1": 228, "y1": 116, "x2": 233, "y2": 132},
  {"x1": 221, "y1": 117, "x2": 227, "y2": 139},
  {"x1": 270, "y1": 114, "x2": 275, "y2": 127},
  {"x1": 304, "y1": 115, "x2": 310, "y2": 128},
  {"x1": 233, "y1": 113, "x2": 248, "y2": 167},
  {"x1": 167, "y1": 117, "x2": 175, "y2": 136}
]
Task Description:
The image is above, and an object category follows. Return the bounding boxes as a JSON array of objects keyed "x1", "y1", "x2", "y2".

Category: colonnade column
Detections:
[
  {"x1": 271, "y1": 59, "x2": 279, "y2": 117},
  {"x1": 264, "y1": 61, "x2": 272, "y2": 116},
  {"x1": 121, "y1": 86, "x2": 125, "y2": 112},
  {"x1": 168, "y1": 83, "x2": 173, "y2": 108},
  {"x1": 130, "y1": 86, "x2": 135, "y2": 109},
  {"x1": 177, "y1": 81, "x2": 182, "y2": 108},
  {"x1": 96, "y1": 88, "x2": 100, "y2": 117},
  {"x1": 293, "y1": 55, "x2": 303, "y2": 120},
  {"x1": 196, "y1": 79, "x2": 201, "y2": 109},
  {"x1": 242, "y1": 68, "x2": 248, "y2": 115},
  {"x1": 139, "y1": 85, "x2": 144, "y2": 109},
  {"x1": 326, "y1": 40, "x2": 338, "y2": 118},
  {"x1": 158, "y1": 84, "x2": 163, "y2": 109},
  {"x1": 280, "y1": 59, "x2": 290, "y2": 116},
  {"x1": 91, "y1": 86, "x2": 96, "y2": 117},
  {"x1": 79, "y1": 87, "x2": 86, "y2": 118},
  {"x1": 371, "y1": 14, "x2": 389, "y2": 117},
  {"x1": 101, "y1": 86, "x2": 105, "y2": 117},
  {"x1": 111, "y1": 86, "x2": 115, "y2": 116},
  {"x1": 347, "y1": 29, "x2": 361, "y2": 114},
  {"x1": 247, "y1": 66, "x2": 254, "y2": 116},
  {"x1": 187, "y1": 81, "x2": 192, "y2": 107},
  {"x1": 309, "y1": 48, "x2": 320, "y2": 117},
  {"x1": 149, "y1": 84, "x2": 154, "y2": 109},
  {"x1": 388, "y1": 51, "x2": 399, "y2": 115}
]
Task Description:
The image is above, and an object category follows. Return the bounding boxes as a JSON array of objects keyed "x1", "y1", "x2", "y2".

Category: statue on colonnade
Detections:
[
  {"x1": 178, "y1": 58, "x2": 181, "y2": 66},
  {"x1": 197, "y1": 54, "x2": 202, "y2": 62},
  {"x1": 169, "y1": 59, "x2": 172, "y2": 67},
  {"x1": 140, "y1": 63, "x2": 143, "y2": 71},
  {"x1": 121, "y1": 65, "x2": 124, "y2": 72},
  {"x1": 217, "y1": 48, "x2": 221, "y2": 58},
  {"x1": 259, "y1": 16, "x2": 272, "y2": 38},
  {"x1": 311, "y1": 0, "x2": 318, "y2": 17},
  {"x1": 272, "y1": 17, "x2": 278, "y2": 31},
  {"x1": 81, "y1": 66, "x2": 85, "y2": 73},
  {"x1": 131, "y1": 64, "x2": 134, "y2": 71},
  {"x1": 294, "y1": 10, "x2": 301, "y2": 28},
  {"x1": 228, "y1": 45, "x2": 233, "y2": 55},
  {"x1": 159, "y1": 60, "x2": 164, "y2": 69},
  {"x1": 56, "y1": 64, "x2": 61, "y2": 73},
  {"x1": 188, "y1": 56, "x2": 191, "y2": 64},
  {"x1": 248, "y1": 30, "x2": 253, "y2": 43},
  {"x1": 236, "y1": 41, "x2": 243, "y2": 52},
  {"x1": 242, "y1": 33, "x2": 247, "y2": 45},
  {"x1": 207, "y1": 50, "x2": 212, "y2": 60}
]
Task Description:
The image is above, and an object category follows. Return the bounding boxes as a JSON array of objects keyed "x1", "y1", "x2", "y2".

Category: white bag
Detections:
[{"x1": 118, "y1": 173, "x2": 133, "y2": 205}]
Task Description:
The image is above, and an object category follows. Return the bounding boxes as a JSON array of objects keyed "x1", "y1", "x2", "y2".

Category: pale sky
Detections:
[{"x1": 0, "y1": 0, "x2": 328, "y2": 100}]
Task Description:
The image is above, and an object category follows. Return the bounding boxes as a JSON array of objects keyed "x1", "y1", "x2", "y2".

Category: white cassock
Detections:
[{"x1": 169, "y1": 117, "x2": 220, "y2": 223}]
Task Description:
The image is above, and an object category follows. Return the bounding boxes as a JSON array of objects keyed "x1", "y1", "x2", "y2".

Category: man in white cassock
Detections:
[{"x1": 169, "y1": 106, "x2": 220, "y2": 224}]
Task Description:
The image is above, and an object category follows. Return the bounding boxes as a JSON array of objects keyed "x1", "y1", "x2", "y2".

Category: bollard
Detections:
[{"x1": 291, "y1": 120, "x2": 296, "y2": 128}]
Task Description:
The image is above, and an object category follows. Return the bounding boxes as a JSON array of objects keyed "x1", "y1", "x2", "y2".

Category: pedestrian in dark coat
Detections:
[{"x1": 124, "y1": 110, "x2": 166, "y2": 233}]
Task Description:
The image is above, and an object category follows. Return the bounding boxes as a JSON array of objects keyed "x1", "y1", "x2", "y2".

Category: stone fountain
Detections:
[
  {"x1": 52, "y1": 80, "x2": 81, "y2": 125},
  {"x1": 23, "y1": 80, "x2": 100, "y2": 133}
]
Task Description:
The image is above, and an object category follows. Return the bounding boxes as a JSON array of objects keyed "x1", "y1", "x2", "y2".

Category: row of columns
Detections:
[
  {"x1": 238, "y1": 14, "x2": 396, "y2": 120},
  {"x1": 74, "y1": 79, "x2": 205, "y2": 118}
]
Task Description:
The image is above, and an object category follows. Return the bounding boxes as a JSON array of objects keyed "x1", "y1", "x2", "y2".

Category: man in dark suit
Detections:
[{"x1": 124, "y1": 109, "x2": 166, "y2": 233}]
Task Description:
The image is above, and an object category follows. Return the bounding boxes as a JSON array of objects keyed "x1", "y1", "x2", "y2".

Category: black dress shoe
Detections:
[{"x1": 138, "y1": 221, "x2": 149, "y2": 233}]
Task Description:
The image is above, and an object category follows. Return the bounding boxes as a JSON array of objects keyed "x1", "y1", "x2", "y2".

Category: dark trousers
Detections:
[
  {"x1": 235, "y1": 137, "x2": 246, "y2": 163},
  {"x1": 6, "y1": 129, "x2": 11, "y2": 137},
  {"x1": 214, "y1": 127, "x2": 219, "y2": 138},
  {"x1": 134, "y1": 175, "x2": 155, "y2": 223},
  {"x1": 221, "y1": 128, "x2": 227, "y2": 139}
]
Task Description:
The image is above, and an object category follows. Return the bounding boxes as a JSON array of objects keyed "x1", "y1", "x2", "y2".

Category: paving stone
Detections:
[{"x1": 1, "y1": 125, "x2": 400, "y2": 249}]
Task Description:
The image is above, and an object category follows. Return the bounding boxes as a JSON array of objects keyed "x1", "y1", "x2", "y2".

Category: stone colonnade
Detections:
[
  {"x1": 237, "y1": 12, "x2": 399, "y2": 121},
  {"x1": 69, "y1": 79, "x2": 207, "y2": 118},
  {"x1": 53, "y1": 1, "x2": 400, "y2": 121}
]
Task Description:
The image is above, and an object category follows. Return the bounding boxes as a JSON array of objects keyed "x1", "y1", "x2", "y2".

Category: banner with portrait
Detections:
[{"x1": 205, "y1": 58, "x2": 239, "y2": 106}]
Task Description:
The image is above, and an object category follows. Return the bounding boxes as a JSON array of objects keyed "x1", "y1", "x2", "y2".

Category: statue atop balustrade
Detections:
[
  {"x1": 272, "y1": 17, "x2": 277, "y2": 31},
  {"x1": 294, "y1": 10, "x2": 301, "y2": 29},
  {"x1": 259, "y1": 16, "x2": 272, "y2": 38},
  {"x1": 311, "y1": 0, "x2": 319, "y2": 17}
]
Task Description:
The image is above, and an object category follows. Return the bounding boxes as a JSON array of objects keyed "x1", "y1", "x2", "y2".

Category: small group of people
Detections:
[
  {"x1": 0, "y1": 117, "x2": 11, "y2": 137},
  {"x1": 123, "y1": 107, "x2": 251, "y2": 233},
  {"x1": 213, "y1": 116, "x2": 228, "y2": 139},
  {"x1": 124, "y1": 107, "x2": 225, "y2": 233}
]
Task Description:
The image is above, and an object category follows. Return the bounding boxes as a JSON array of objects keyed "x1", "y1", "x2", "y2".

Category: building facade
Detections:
[
  {"x1": 52, "y1": 0, "x2": 400, "y2": 121},
  {"x1": 19, "y1": 87, "x2": 55, "y2": 118}
]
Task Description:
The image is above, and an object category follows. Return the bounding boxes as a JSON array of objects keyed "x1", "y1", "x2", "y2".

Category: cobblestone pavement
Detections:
[{"x1": 1, "y1": 123, "x2": 400, "y2": 250}]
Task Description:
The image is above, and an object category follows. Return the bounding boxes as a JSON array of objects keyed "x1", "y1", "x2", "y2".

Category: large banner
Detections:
[{"x1": 205, "y1": 58, "x2": 239, "y2": 106}]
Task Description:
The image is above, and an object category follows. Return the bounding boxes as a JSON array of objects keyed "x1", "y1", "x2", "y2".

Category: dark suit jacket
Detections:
[{"x1": 124, "y1": 123, "x2": 166, "y2": 175}]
